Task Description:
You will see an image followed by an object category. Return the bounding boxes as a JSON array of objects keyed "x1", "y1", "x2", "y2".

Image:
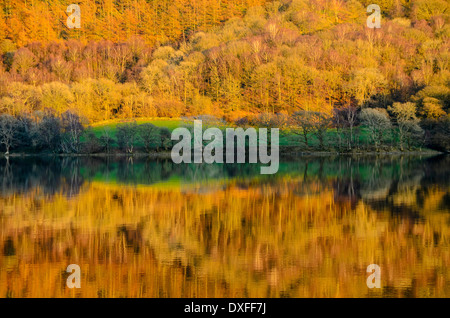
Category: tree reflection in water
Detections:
[{"x1": 0, "y1": 155, "x2": 448, "y2": 297}]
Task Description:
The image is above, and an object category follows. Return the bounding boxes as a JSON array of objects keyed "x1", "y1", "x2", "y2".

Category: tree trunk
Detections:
[{"x1": 349, "y1": 124, "x2": 353, "y2": 150}]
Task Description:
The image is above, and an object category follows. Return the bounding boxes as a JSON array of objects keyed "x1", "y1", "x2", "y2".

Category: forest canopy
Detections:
[{"x1": 0, "y1": 0, "x2": 448, "y2": 128}]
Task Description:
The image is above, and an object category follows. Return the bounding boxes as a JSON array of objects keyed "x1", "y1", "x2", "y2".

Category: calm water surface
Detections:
[{"x1": 0, "y1": 155, "x2": 449, "y2": 297}]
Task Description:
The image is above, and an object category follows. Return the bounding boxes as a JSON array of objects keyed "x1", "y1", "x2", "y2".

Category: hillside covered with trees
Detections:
[{"x1": 0, "y1": 0, "x2": 449, "y2": 153}]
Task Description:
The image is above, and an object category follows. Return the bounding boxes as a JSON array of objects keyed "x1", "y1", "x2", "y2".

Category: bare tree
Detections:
[
  {"x1": 291, "y1": 111, "x2": 315, "y2": 147},
  {"x1": 333, "y1": 106, "x2": 358, "y2": 151},
  {"x1": 0, "y1": 114, "x2": 17, "y2": 155},
  {"x1": 344, "y1": 106, "x2": 357, "y2": 150},
  {"x1": 359, "y1": 108, "x2": 391, "y2": 151},
  {"x1": 61, "y1": 111, "x2": 84, "y2": 153},
  {"x1": 292, "y1": 111, "x2": 331, "y2": 149}
]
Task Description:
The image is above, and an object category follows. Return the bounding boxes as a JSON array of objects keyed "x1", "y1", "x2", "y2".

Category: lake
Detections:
[{"x1": 0, "y1": 155, "x2": 449, "y2": 297}]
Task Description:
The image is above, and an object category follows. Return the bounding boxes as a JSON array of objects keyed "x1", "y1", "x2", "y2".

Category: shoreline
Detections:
[{"x1": 1, "y1": 149, "x2": 444, "y2": 159}]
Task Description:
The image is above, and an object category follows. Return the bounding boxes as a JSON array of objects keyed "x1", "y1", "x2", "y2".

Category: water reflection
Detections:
[{"x1": 0, "y1": 155, "x2": 449, "y2": 297}]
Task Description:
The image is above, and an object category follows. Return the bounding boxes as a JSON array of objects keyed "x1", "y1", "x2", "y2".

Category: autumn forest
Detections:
[{"x1": 0, "y1": 0, "x2": 447, "y2": 153}]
